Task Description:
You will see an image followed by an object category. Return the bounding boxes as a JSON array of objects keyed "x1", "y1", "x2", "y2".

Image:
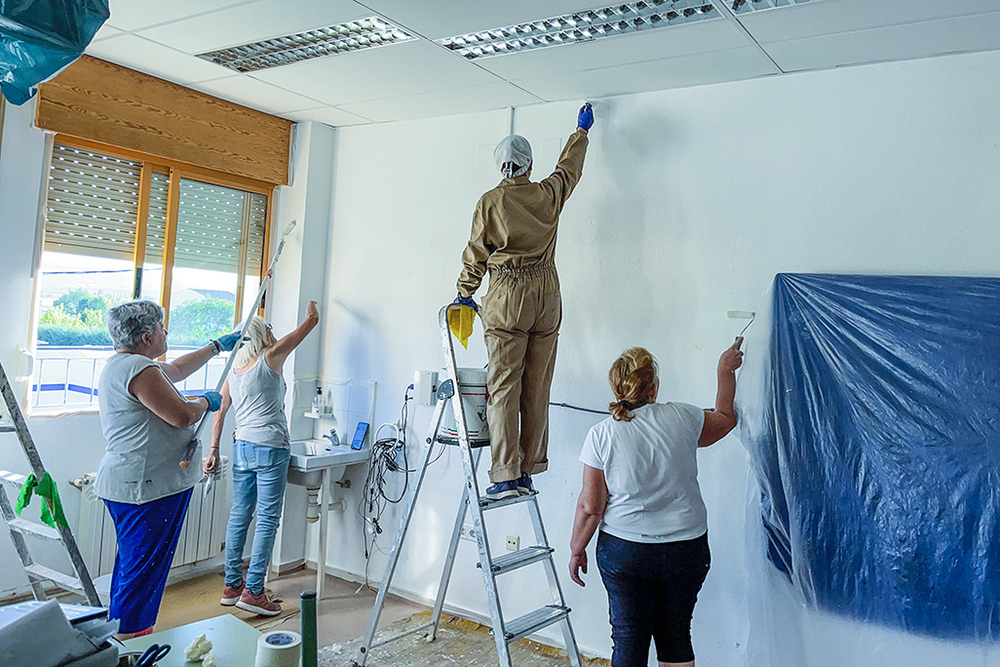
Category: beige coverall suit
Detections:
[{"x1": 457, "y1": 129, "x2": 589, "y2": 483}]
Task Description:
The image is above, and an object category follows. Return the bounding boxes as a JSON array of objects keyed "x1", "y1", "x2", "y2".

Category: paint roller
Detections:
[
  {"x1": 727, "y1": 310, "x2": 755, "y2": 348},
  {"x1": 181, "y1": 219, "x2": 299, "y2": 476}
]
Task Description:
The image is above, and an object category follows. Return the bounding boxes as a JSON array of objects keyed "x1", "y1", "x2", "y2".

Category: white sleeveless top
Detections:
[
  {"x1": 95, "y1": 353, "x2": 200, "y2": 504},
  {"x1": 228, "y1": 355, "x2": 289, "y2": 448}
]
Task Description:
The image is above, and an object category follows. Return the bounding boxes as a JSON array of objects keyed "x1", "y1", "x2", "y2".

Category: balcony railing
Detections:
[{"x1": 31, "y1": 346, "x2": 230, "y2": 409}]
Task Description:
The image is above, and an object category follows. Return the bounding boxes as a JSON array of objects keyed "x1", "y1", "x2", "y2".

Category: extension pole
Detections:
[
  {"x1": 301, "y1": 590, "x2": 318, "y2": 667},
  {"x1": 181, "y1": 219, "x2": 298, "y2": 474}
]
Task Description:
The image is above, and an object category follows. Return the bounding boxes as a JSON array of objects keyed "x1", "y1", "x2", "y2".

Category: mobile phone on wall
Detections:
[{"x1": 351, "y1": 422, "x2": 369, "y2": 450}]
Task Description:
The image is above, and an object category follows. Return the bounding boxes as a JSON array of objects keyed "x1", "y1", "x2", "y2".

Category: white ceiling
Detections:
[{"x1": 85, "y1": 0, "x2": 1000, "y2": 127}]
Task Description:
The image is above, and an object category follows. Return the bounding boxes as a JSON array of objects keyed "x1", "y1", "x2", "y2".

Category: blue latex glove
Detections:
[
  {"x1": 454, "y1": 294, "x2": 479, "y2": 313},
  {"x1": 577, "y1": 102, "x2": 594, "y2": 131},
  {"x1": 201, "y1": 391, "x2": 223, "y2": 412},
  {"x1": 214, "y1": 331, "x2": 241, "y2": 351}
]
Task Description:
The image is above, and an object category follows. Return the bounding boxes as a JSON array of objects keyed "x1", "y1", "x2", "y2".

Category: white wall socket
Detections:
[
  {"x1": 460, "y1": 523, "x2": 477, "y2": 542},
  {"x1": 506, "y1": 534, "x2": 520, "y2": 552}
]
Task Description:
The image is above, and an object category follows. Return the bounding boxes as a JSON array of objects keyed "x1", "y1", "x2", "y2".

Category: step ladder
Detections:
[
  {"x1": 0, "y1": 359, "x2": 101, "y2": 606},
  {"x1": 354, "y1": 304, "x2": 582, "y2": 667}
]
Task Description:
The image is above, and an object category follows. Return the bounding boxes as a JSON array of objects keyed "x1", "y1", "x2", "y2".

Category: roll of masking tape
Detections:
[{"x1": 255, "y1": 630, "x2": 302, "y2": 667}]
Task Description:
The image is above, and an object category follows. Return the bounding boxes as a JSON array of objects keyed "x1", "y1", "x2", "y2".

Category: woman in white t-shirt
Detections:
[{"x1": 569, "y1": 341, "x2": 743, "y2": 667}]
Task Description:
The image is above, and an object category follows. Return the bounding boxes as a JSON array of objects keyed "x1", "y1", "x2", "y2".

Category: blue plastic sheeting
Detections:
[
  {"x1": 0, "y1": 0, "x2": 109, "y2": 105},
  {"x1": 745, "y1": 273, "x2": 1000, "y2": 641}
]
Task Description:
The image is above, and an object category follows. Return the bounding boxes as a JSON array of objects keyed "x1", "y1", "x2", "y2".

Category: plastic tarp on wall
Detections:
[
  {"x1": 743, "y1": 273, "x2": 1000, "y2": 641},
  {"x1": 0, "y1": 0, "x2": 108, "y2": 105}
]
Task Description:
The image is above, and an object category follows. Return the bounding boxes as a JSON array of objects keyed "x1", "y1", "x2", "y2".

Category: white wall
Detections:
[{"x1": 316, "y1": 48, "x2": 1000, "y2": 667}]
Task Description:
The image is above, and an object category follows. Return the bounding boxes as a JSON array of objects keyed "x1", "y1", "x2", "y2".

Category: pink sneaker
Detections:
[
  {"x1": 236, "y1": 588, "x2": 282, "y2": 617},
  {"x1": 220, "y1": 581, "x2": 244, "y2": 606}
]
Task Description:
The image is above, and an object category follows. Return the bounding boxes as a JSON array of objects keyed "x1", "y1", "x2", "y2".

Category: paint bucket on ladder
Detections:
[{"x1": 441, "y1": 367, "x2": 489, "y2": 441}]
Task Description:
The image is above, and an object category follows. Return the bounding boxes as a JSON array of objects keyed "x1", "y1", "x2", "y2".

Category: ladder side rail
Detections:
[
  {"x1": 0, "y1": 361, "x2": 101, "y2": 606},
  {"x1": 0, "y1": 486, "x2": 47, "y2": 600},
  {"x1": 527, "y1": 498, "x2": 583, "y2": 667},
  {"x1": 438, "y1": 305, "x2": 513, "y2": 666},
  {"x1": 355, "y1": 388, "x2": 451, "y2": 667},
  {"x1": 426, "y1": 448, "x2": 478, "y2": 641}
]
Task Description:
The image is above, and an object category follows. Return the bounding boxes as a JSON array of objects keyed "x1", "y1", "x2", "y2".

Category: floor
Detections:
[
  {"x1": 156, "y1": 567, "x2": 422, "y2": 649},
  {"x1": 154, "y1": 568, "x2": 609, "y2": 666}
]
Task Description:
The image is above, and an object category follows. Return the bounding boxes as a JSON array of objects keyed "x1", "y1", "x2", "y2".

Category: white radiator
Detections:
[{"x1": 74, "y1": 461, "x2": 231, "y2": 577}]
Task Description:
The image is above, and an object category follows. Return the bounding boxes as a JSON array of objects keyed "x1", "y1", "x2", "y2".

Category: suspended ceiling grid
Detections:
[{"x1": 85, "y1": 0, "x2": 1000, "y2": 126}]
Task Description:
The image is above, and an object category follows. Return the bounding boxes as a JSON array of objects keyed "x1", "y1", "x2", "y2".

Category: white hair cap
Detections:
[{"x1": 493, "y1": 135, "x2": 532, "y2": 178}]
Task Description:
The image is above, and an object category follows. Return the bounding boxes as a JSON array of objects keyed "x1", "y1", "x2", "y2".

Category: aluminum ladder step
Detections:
[
  {"x1": 0, "y1": 470, "x2": 28, "y2": 488},
  {"x1": 478, "y1": 490, "x2": 537, "y2": 510},
  {"x1": 0, "y1": 424, "x2": 15, "y2": 434},
  {"x1": 479, "y1": 546, "x2": 554, "y2": 575},
  {"x1": 503, "y1": 605, "x2": 571, "y2": 643},
  {"x1": 8, "y1": 518, "x2": 61, "y2": 541},
  {"x1": 25, "y1": 563, "x2": 85, "y2": 595},
  {"x1": 435, "y1": 435, "x2": 491, "y2": 448}
]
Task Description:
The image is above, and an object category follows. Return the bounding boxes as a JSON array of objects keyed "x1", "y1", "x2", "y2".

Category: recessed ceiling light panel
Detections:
[
  {"x1": 197, "y1": 17, "x2": 415, "y2": 73},
  {"x1": 436, "y1": 1, "x2": 720, "y2": 61},
  {"x1": 730, "y1": 0, "x2": 827, "y2": 15}
]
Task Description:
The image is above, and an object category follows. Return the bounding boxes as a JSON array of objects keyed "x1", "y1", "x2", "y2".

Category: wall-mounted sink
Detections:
[{"x1": 287, "y1": 439, "x2": 369, "y2": 488}]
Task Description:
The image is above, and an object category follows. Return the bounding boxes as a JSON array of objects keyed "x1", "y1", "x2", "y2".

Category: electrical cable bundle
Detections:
[{"x1": 357, "y1": 385, "x2": 414, "y2": 589}]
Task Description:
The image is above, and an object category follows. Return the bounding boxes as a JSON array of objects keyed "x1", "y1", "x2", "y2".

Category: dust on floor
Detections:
[{"x1": 321, "y1": 611, "x2": 610, "y2": 667}]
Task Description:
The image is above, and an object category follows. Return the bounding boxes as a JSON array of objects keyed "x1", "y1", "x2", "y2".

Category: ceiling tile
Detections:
[
  {"x1": 105, "y1": 0, "x2": 253, "y2": 32},
  {"x1": 355, "y1": 0, "x2": 598, "y2": 40},
  {"x1": 282, "y1": 106, "x2": 374, "y2": 126},
  {"x1": 476, "y1": 18, "x2": 745, "y2": 80},
  {"x1": 338, "y1": 82, "x2": 542, "y2": 122},
  {"x1": 252, "y1": 39, "x2": 500, "y2": 106},
  {"x1": 84, "y1": 35, "x2": 234, "y2": 85},
  {"x1": 138, "y1": 0, "x2": 369, "y2": 54},
  {"x1": 737, "y1": 0, "x2": 1000, "y2": 44},
  {"x1": 92, "y1": 24, "x2": 123, "y2": 42},
  {"x1": 512, "y1": 46, "x2": 778, "y2": 101},
  {"x1": 764, "y1": 11, "x2": 1000, "y2": 72},
  {"x1": 192, "y1": 75, "x2": 325, "y2": 114}
]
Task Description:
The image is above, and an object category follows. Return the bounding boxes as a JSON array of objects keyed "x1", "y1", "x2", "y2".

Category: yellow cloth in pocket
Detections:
[{"x1": 448, "y1": 305, "x2": 476, "y2": 349}]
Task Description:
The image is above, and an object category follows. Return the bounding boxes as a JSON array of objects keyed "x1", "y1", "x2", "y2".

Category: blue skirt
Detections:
[{"x1": 104, "y1": 489, "x2": 192, "y2": 634}]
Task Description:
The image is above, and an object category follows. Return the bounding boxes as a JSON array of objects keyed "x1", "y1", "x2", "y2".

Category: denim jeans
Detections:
[
  {"x1": 225, "y1": 440, "x2": 291, "y2": 595},
  {"x1": 596, "y1": 531, "x2": 710, "y2": 666}
]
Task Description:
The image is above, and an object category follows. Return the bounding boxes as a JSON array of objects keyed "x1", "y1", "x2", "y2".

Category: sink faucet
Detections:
[{"x1": 322, "y1": 429, "x2": 340, "y2": 447}]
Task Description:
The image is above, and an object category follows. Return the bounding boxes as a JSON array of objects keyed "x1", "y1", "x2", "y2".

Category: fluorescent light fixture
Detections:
[
  {"x1": 197, "y1": 17, "x2": 414, "y2": 73},
  {"x1": 436, "y1": 1, "x2": 720, "y2": 61},
  {"x1": 730, "y1": 0, "x2": 826, "y2": 14}
]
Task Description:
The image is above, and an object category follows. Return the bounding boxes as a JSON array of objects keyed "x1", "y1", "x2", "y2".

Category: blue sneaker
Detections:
[
  {"x1": 485, "y1": 480, "x2": 519, "y2": 500},
  {"x1": 516, "y1": 473, "x2": 534, "y2": 495}
]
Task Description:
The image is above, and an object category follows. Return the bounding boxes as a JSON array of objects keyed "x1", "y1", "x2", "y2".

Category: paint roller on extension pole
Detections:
[{"x1": 180, "y1": 219, "x2": 298, "y2": 487}]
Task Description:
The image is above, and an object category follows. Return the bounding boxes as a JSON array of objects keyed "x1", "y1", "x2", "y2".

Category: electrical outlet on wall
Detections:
[
  {"x1": 506, "y1": 534, "x2": 520, "y2": 552},
  {"x1": 460, "y1": 523, "x2": 477, "y2": 542}
]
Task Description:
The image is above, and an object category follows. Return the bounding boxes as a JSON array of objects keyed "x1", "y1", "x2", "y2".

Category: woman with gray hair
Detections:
[
  {"x1": 205, "y1": 301, "x2": 319, "y2": 616},
  {"x1": 96, "y1": 299, "x2": 238, "y2": 638}
]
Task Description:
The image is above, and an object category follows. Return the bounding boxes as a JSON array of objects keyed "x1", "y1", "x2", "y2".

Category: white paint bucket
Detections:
[{"x1": 441, "y1": 367, "x2": 489, "y2": 441}]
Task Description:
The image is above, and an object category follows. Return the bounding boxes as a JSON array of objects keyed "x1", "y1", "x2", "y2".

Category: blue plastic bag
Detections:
[
  {"x1": 745, "y1": 274, "x2": 1000, "y2": 640},
  {"x1": 0, "y1": 0, "x2": 109, "y2": 105}
]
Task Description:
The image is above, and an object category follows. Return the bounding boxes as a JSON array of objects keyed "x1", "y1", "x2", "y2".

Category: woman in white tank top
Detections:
[{"x1": 204, "y1": 301, "x2": 319, "y2": 616}]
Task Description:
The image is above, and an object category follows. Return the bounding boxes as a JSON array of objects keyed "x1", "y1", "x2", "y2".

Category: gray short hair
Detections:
[{"x1": 107, "y1": 300, "x2": 164, "y2": 350}]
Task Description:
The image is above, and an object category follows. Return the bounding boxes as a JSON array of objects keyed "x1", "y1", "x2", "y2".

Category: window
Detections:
[{"x1": 33, "y1": 138, "x2": 274, "y2": 410}]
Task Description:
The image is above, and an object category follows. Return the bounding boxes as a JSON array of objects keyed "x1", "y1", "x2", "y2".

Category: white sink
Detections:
[{"x1": 287, "y1": 439, "x2": 368, "y2": 487}]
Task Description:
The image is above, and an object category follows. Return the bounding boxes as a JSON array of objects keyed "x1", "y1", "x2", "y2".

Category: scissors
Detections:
[{"x1": 136, "y1": 643, "x2": 171, "y2": 667}]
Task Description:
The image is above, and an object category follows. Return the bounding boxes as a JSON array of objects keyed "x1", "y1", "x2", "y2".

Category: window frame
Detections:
[{"x1": 27, "y1": 133, "x2": 277, "y2": 413}]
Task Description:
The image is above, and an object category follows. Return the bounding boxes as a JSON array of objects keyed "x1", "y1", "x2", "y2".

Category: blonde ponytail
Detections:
[{"x1": 608, "y1": 347, "x2": 658, "y2": 422}]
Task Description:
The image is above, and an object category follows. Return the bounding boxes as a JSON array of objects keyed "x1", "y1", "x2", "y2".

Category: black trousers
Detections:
[{"x1": 596, "y1": 531, "x2": 711, "y2": 666}]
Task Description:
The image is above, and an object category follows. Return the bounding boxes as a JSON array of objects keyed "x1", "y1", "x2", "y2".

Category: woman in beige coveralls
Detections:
[{"x1": 455, "y1": 103, "x2": 594, "y2": 500}]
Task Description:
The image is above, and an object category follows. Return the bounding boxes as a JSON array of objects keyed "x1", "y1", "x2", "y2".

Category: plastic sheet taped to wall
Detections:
[
  {"x1": 743, "y1": 273, "x2": 1000, "y2": 641},
  {"x1": 0, "y1": 0, "x2": 109, "y2": 105}
]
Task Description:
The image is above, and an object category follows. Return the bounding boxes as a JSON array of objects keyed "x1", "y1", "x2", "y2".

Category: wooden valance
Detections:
[{"x1": 36, "y1": 56, "x2": 292, "y2": 185}]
